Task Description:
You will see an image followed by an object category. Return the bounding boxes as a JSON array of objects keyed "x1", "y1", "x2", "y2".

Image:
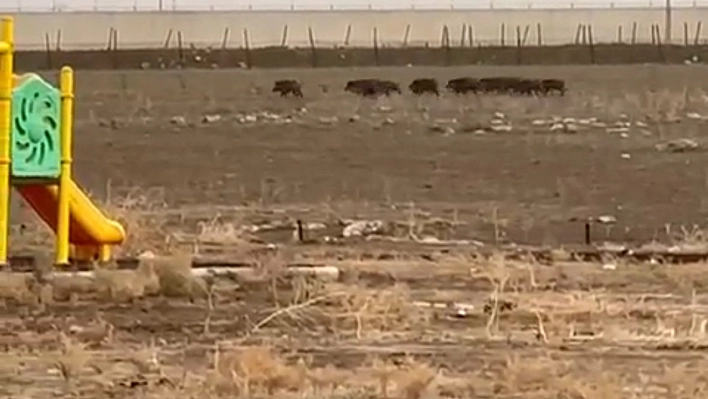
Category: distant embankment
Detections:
[
  {"x1": 8, "y1": 8, "x2": 708, "y2": 50},
  {"x1": 13, "y1": 44, "x2": 708, "y2": 70}
]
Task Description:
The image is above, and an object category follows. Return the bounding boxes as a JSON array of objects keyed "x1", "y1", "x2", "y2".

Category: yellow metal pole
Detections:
[
  {"x1": 55, "y1": 66, "x2": 74, "y2": 266},
  {"x1": 0, "y1": 17, "x2": 14, "y2": 266}
]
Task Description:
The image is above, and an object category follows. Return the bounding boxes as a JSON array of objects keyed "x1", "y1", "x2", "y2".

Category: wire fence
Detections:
[{"x1": 3, "y1": 0, "x2": 708, "y2": 12}]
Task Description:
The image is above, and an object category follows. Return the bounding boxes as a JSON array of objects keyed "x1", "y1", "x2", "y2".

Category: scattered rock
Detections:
[
  {"x1": 140, "y1": 61, "x2": 151, "y2": 70},
  {"x1": 343, "y1": 220, "x2": 385, "y2": 238},
  {"x1": 376, "y1": 106, "x2": 393, "y2": 113},
  {"x1": 382, "y1": 117, "x2": 395, "y2": 126},
  {"x1": 319, "y1": 116, "x2": 339, "y2": 125},
  {"x1": 655, "y1": 138, "x2": 699, "y2": 153},
  {"x1": 201, "y1": 114, "x2": 221, "y2": 124},
  {"x1": 686, "y1": 112, "x2": 703, "y2": 120},
  {"x1": 620, "y1": 153, "x2": 631, "y2": 159},
  {"x1": 549, "y1": 123, "x2": 564, "y2": 132},
  {"x1": 494, "y1": 111, "x2": 505, "y2": 120},
  {"x1": 170, "y1": 116, "x2": 187, "y2": 126},
  {"x1": 532, "y1": 119, "x2": 547, "y2": 126},
  {"x1": 348, "y1": 115, "x2": 361, "y2": 123},
  {"x1": 606, "y1": 127, "x2": 630, "y2": 134},
  {"x1": 602, "y1": 263, "x2": 617, "y2": 271},
  {"x1": 595, "y1": 215, "x2": 617, "y2": 224},
  {"x1": 429, "y1": 124, "x2": 455, "y2": 135},
  {"x1": 490, "y1": 124, "x2": 512, "y2": 133}
]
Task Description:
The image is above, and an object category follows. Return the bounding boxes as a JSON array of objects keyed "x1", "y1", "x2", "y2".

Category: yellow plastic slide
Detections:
[{"x1": 15, "y1": 179, "x2": 125, "y2": 246}]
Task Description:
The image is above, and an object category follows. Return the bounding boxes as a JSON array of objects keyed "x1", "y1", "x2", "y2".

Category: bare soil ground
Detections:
[{"x1": 4, "y1": 65, "x2": 708, "y2": 398}]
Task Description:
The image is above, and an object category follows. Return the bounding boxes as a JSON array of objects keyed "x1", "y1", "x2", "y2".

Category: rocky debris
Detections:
[
  {"x1": 236, "y1": 114, "x2": 258, "y2": 124},
  {"x1": 655, "y1": 138, "x2": 700, "y2": 153},
  {"x1": 169, "y1": 116, "x2": 187, "y2": 126},
  {"x1": 318, "y1": 116, "x2": 339, "y2": 125},
  {"x1": 686, "y1": 112, "x2": 704, "y2": 120},
  {"x1": 342, "y1": 220, "x2": 385, "y2": 238},
  {"x1": 382, "y1": 117, "x2": 395, "y2": 126},
  {"x1": 594, "y1": 215, "x2": 617, "y2": 225},
  {"x1": 201, "y1": 114, "x2": 221, "y2": 124},
  {"x1": 376, "y1": 105, "x2": 394, "y2": 113},
  {"x1": 429, "y1": 124, "x2": 456, "y2": 135}
]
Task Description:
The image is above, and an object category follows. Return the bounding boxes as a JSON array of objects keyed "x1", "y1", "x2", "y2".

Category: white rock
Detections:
[
  {"x1": 170, "y1": 116, "x2": 187, "y2": 126},
  {"x1": 348, "y1": 115, "x2": 360, "y2": 122},
  {"x1": 564, "y1": 123, "x2": 579, "y2": 133},
  {"x1": 621, "y1": 153, "x2": 631, "y2": 159},
  {"x1": 687, "y1": 112, "x2": 703, "y2": 120},
  {"x1": 319, "y1": 116, "x2": 339, "y2": 125},
  {"x1": 655, "y1": 138, "x2": 700, "y2": 153},
  {"x1": 494, "y1": 111, "x2": 505, "y2": 119},
  {"x1": 382, "y1": 117, "x2": 395, "y2": 126},
  {"x1": 602, "y1": 263, "x2": 617, "y2": 271},
  {"x1": 620, "y1": 133, "x2": 629, "y2": 138},
  {"x1": 596, "y1": 215, "x2": 617, "y2": 224},
  {"x1": 549, "y1": 123, "x2": 565, "y2": 132},
  {"x1": 562, "y1": 117, "x2": 577, "y2": 124},
  {"x1": 377, "y1": 106, "x2": 393, "y2": 113},
  {"x1": 490, "y1": 119, "x2": 505, "y2": 125},
  {"x1": 635, "y1": 121, "x2": 648, "y2": 128},
  {"x1": 343, "y1": 220, "x2": 385, "y2": 237},
  {"x1": 591, "y1": 122, "x2": 607, "y2": 128},
  {"x1": 201, "y1": 114, "x2": 221, "y2": 123},
  {"x1": 532, "y1": 119, "x2": 547, "y2": 126},
  {"x1": 491, "y1": 124, "x2": 512, "y2": 132},
  {"x1": 606, "y1": 127, "x2": 630, "y2": 134}
]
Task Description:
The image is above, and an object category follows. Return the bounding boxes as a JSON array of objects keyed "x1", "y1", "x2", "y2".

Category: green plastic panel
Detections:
[{"x1": 11, "y1": 74, "x2": 61, "y2": 179}]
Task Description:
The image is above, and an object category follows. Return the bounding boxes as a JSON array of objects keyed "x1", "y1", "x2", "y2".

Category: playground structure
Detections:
[{"x1": 0, "y1": 16, "x2": 125, "y2": 267}]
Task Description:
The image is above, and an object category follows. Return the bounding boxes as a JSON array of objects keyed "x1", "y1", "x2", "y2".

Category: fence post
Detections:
[
  {"x1": 44, "y1": 32, "x2": 52, "y2": 69},
  {"x1": 695, "y1": 21, "x2": 702, "y2": 45},
  {"x1": 516, "y1": 25, "x2": 522, "y2": 64},
  {"x1": 617, "y1": 25, "x2": 623, "y2": 43},
  {"x1": 242, "y1": 28, "x2": 251, "y2": 68},
  {"x1": 684, "y1": 22, "x2": 689, "y2": 46},
  {"x1": 537, "y1": 23, "x2": 542, "y2": 46},
  {"x1": 177, "y1": 30, "x2": 185, "y2": 65},
  {"x1": 402, "y1": 24, "x2": 410, "y2": 47},
  {"x1": 588, "y1": 24, "x2": 595, "y2": 64},
  {"x1": 469, "y1": 24, "x2": 474, "y2": 47},
  {"x1": 631, "y1": 21, "x2": 637, "y2": 44},
  {"x1": 373, "y1": 27, "x2": 380, "y2": 66},
  {"x1": 163, "y1": 29, "x2": 173, "y2": 48},
  {"x1": 500, "y1": 23, "x2": 505, "y2": 46},
  {"x1": 280, "y1": 25, "x2": 288, "y2": 47},
  {"x1": 344, "y1": 24, "x2": 351, "y2": 46},
  {"x1": 460, "y1": 23, "x2": 466, "y2": 47},
  {"x1": 308, "y1": 26, "x2": 317, "y2": 67}
]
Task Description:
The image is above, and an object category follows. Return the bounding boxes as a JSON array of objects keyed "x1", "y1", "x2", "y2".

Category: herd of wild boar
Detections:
[{"x1": 272, "y1": 77, "x2": 567, "y2": 98}]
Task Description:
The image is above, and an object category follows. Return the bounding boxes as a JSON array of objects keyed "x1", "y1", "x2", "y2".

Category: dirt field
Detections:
[{"x1": 4, "y1": 64, "x2": 708, "y2": 398}]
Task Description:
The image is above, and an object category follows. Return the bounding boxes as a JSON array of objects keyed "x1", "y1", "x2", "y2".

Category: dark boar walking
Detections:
[
  {"x1": 345, "y1": 79, "x2": 401, "y2": 97},
  {"x1": 272, "y1": 79, "x2": 303, "y2": 97},
  {"x1": 409, "y1": 78, "x2": 439, "y2": 96},
  {"x1": 445, "y1": 77, "x2": 480, "y2": 94},
  {"x1": 540, "y1": 79, "x2": 567, "y2": 96}
]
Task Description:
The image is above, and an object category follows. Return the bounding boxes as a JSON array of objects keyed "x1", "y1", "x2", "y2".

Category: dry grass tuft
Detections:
[
  {"x1": 148, "y1": 255, "x2": 207, "y2": 300},
  {"x1": 209, "y1": 345, "x2": 307, "y2": 396},
  {"x1": 0, "y1": 271, "x2": 35, "y2": 304},
  {"x1": 55, "y1": 332, "x2": 92, "y2": 385},
  {"x1": 93, "y1": 258, "x2": 159, "y2": 302}
]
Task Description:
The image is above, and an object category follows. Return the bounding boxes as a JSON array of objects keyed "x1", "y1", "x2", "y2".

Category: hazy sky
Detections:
[{"x1": 2, "y1": 0, "x2": 700, "y2": 11}]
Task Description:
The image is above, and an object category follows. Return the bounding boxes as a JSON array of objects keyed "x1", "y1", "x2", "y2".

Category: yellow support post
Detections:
[
  {"x1": 0, "y1": 17, "x2": 13, "y2": 266},
  {"x1": 55, "y1": 66, "x2": 74, "y2": 266}
]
